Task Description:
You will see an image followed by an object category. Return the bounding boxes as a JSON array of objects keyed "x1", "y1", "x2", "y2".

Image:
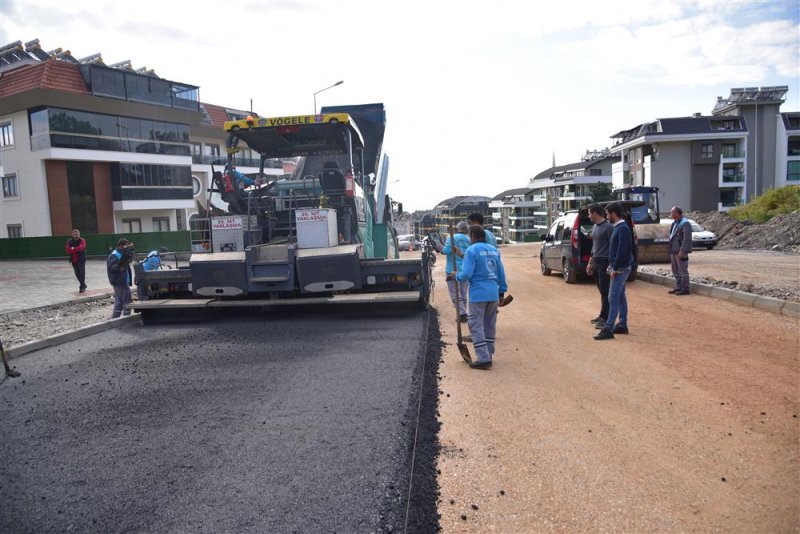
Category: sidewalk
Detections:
[{"x1": 0, "y1": 259, "x2": 114, "y2": 314}]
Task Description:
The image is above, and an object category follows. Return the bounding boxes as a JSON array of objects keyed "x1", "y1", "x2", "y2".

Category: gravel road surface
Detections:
[
  {"x1": 0, "y1": 307, "x2": 441, "y2": 533},
  {"x1": 436, "y1": 243, "x2": 799, "y2": 532}
]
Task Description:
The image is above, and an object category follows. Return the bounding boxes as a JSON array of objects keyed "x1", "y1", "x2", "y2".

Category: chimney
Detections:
[{"x1": 693, "y1": 112, "x2": 702, "y2": 118}]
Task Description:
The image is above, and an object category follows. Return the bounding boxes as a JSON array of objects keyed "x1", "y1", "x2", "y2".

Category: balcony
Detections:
[
  {"x1": 191, "y1": 155, "x2": 282, "y2": 168},
  {"x1": 508, "y1": 215, "x2": 537, "y2": 221},
  {"x1": 721, "y1": 150, "x2": 746, "y2": 160},
  {"x1": 721, "y1": 173, "x2": 745, "y2": 184},
  {"x1": 612, "y1": 162, "x2": 629, "y2": 173}
]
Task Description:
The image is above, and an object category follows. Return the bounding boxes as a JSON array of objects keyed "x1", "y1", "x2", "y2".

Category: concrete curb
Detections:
[
  {"x1": 636, "y1": 272, "x2": 798, "y2": 318},
  {"x1": 0, "y1": 293, "x2": 114, "y2": 317},
  {"x1": 6, "y1": 314, "x2": 140, "y2": 360}
]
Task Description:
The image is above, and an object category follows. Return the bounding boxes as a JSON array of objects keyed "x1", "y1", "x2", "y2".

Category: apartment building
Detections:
[
  {"x1": 430, "y1": 195, "x2": 492, "y2": 235},
  {"x1": 527, "y1": 150, "x2": 617, "y2": 229},
  {"x1": 0, "y1": 39, "x2": 282, "y2": 240},
  {"x1": 489, "y1": 187, "x2": 535, "y2": 244},
  {"x1": 608, "y1": 86, "x2": 792, "y2": 214},
  {"x1": 776, "y1": 112, "x2": 800, "y2": 187}
]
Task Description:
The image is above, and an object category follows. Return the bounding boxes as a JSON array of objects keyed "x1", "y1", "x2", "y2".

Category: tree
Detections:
[{"x1": 588, "y1": 182, "x2": 613, "y2": 203}]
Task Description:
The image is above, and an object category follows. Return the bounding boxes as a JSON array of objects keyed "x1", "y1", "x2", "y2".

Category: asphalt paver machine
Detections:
[{"x1": 132, "y1": 104, "x2": 433, "y2": 318}]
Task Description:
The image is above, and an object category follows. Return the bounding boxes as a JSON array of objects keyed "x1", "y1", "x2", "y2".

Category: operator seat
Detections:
[{"x1": 320, "y1": 161, "x2": 345, "y2": 191}]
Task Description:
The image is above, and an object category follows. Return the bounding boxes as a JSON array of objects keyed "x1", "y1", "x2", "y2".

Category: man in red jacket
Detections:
[{"x1": 65, "y1": 229, "x2": 87, "y2": 293}]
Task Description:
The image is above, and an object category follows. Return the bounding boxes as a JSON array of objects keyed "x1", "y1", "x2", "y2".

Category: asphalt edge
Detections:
[
  {"x1": 0, "y1": 293, "x2": 114, "y2": 318},
  {"x1": 636, "y1": 272, "x2": 800, "y2": 318},
  {"x1": 6, "y1": 314, "x2": 140, "y2": 360}
]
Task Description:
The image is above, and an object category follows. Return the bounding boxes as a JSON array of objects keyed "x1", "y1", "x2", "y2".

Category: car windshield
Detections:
[{"x1": 690, "y1": 223, "x2": 704, "y2": 232}]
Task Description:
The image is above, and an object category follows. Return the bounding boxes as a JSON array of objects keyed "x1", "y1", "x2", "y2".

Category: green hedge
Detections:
[{"x1": 0, "y1": 231, "x2": 191, "y2": 260}]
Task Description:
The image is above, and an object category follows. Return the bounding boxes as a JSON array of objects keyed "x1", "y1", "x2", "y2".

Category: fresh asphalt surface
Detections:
[{"x1": 0, "y1": 307, "x2": 442, "y2": 533}]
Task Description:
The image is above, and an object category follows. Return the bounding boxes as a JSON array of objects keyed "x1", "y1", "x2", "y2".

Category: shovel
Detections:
[
  {"x1": 1, "y1": 339, "x2": 21, "y2": 378},
  {"x1": 449, "y1": 223, "x2": 472, "y2": 364}
]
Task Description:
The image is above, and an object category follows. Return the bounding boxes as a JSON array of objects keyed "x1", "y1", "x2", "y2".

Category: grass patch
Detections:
[{"x1": 728, "y1": 185, "x2": 800, "y2": 223}]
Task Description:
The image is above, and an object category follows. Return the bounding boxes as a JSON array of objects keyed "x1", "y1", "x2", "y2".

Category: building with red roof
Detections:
[{"x1": 0, "y1": 39, "x2": 270, "y2": 240}]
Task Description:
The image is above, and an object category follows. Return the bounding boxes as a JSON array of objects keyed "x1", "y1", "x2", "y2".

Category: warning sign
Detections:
[
  {"x1": 211, "y1": 217, "x2": 242, "y2": 230},
  {"x1": 296, "y1": 210, "x2": 331, "y2": 223}
]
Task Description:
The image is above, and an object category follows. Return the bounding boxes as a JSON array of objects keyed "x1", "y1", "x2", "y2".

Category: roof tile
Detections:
[{"x1": 0, "y1": 59, "x2": 87, "y2": 98}]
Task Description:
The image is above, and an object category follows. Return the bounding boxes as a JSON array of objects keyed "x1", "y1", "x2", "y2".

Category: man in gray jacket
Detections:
[
  {"x1": 668, "y1": 206, "x2": 693, "y2": 295},
  {"x1": 586, "y1": 204, "x2": 613, "y2": 328}
]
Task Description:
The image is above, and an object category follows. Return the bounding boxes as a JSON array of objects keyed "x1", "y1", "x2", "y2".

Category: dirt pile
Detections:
[{"x1": 687, "y1": 211, "x2": 800, "y2": 254}]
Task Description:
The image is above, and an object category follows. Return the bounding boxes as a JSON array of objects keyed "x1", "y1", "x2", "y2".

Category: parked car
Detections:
[
  {"x1": 539, "y1": 203, "x2": 640, "y2": 284},
  {"x1": 398, "y1": 234, "x2": 421, "y2": 251},
  {"x1": 539, "y1": 211, "x2": 593, "y2": 283},
  {"x1": 687, "y1": 219, "x2": 717, "y2": 250}
]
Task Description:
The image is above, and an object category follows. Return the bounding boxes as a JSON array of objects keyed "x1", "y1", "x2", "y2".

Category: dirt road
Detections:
[
  {"x1": 640, "y1": 248, "x2": 800, "y2": 302},
  {"x1": 435, "y1": 243, "x2": 799, "y2": 532}
]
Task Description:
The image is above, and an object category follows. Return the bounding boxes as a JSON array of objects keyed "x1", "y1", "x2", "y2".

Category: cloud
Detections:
[{"x1": 556, "y1": 6, "x2": 799, "y2": 87}]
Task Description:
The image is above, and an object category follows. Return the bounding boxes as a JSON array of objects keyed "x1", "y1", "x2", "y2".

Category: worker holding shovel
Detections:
[
  {"x1": 456, "y1": 225, "x2": 508, "y2": 370},
  {"x1": 443, "y1": 221, "x2": 471, "y2": 323}
]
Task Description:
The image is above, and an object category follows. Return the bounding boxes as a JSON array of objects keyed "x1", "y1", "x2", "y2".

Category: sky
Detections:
[{"x1": 1, "y1": 0, "x2": 798, "y2": 212}]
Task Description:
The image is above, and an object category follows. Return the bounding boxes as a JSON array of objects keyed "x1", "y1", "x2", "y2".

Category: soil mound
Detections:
[{"x1": 686, "y1": 211, "x2": 800, "y2": 254}]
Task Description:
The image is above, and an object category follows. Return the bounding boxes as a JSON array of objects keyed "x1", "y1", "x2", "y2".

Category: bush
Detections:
[{"x1": 728, "y1": 185, "x2": 800, "y2": 223}]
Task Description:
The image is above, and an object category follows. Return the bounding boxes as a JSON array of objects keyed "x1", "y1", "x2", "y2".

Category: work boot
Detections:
[{"x1": 612, "y1": 324, "x2": 629, "y2": 335}]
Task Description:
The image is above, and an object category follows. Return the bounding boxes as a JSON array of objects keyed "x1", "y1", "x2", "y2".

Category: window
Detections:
[
  {"x1": 0, "y1": 122, "x2": 13, "y2": 147},
  {"x1": 192, "y1": 176, "x2": 202, "y2": 196},
  {"x1": 2, "y1": 173, "x2": 19, "y2": 198},
  {"x1": 204, "y1": 144, "x2": 220, "y2": 156},
  {"x1": 153, "y1": 217, "x2": 170, "y2": 232},
  {"x1": 6, "y1": 224, "x2": 22, "y2": 238},
  {"x1": 191, "y1": 142, "x2": 202, "y2": 156},
  {"x1": 788, "y1": 161, "x2": 800, "y2": 182},
  {"x1": 788, "y1": 138, "x2": 800, "y2": 156},
  {"x1": 553, "y1": 222, "x2": 564, "y2": 242},
  {"x1": 722, "y1": 144, "x2": 737, "y2": 158},
  {"x1": 122, "y1": 218, "x2": 142, "y2": 233},
  {"x1": 701, "y1": 144, "x2": 714, "y2": 158}
]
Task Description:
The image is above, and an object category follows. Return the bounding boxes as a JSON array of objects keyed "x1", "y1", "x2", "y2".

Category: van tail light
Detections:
[
  {"x1": 571, "y1": 219, "x2": 579, "y2": 249},
  {"x1": 345, "y1": 171, "x2": 354, "y2": 197}
]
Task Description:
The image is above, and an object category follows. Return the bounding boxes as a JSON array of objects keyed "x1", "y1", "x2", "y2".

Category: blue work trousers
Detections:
[
  {"x1": 447, "y1": 277, "x2": 468, "y2": 316},
  {"x1": 468, "y1": 300, "x2": 498, "y2": 364},
  {"x1": 112, "y1": 284, "x2": 132, "y2": 318}
]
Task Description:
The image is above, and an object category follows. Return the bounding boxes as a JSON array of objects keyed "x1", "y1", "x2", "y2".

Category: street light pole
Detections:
[{"x1": 313, "y1": 80, "x2": 344, "y2": 114}]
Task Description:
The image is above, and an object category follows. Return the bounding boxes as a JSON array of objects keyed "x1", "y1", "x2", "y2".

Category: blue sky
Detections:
[{"x1": 2, "y1": 0, "x2": 798, "y2": 211}]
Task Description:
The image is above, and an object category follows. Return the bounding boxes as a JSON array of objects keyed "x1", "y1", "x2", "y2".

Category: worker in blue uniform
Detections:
[
  {"x1": 456, "y1": 225, "x2": 508, "y2": 370},
  {"x1": 442, "y1": 221, "x2": 471, "y2": 322}
]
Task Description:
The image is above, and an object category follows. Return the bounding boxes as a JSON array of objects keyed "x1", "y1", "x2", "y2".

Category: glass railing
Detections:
[
  {"x1": 191, "y1": 155, "x2": 283, "y2": 168},
  {"x1": 721, "y1": 151, "x2": 745, "y2": 158},
  {"x1": 722, "y1": 173, "x2": 745, "y2": 183}
]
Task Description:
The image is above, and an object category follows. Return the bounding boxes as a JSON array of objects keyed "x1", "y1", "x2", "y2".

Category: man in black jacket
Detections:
[
  {"x1": 595, "y1": 203, "x2": 634, "y2": 340},
  {"x1": 107, "y1": 238, "x2": 134, "y2": 318}
]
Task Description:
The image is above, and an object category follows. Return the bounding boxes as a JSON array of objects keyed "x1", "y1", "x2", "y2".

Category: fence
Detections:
[{"x1": 0, "y1": 231, "x2": 191, "y2": 260}]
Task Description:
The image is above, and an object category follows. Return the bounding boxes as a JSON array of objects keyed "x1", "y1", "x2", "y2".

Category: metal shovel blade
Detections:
[
  {"x1": 499, "y1": 294, "x2": 514, "y2": 307},
  {"x1": 457, "y1": 338, "x2": 472, "y2": 363},
  {"x1": 0, "y1": 339, "x2": 21, "y2": 378}
]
